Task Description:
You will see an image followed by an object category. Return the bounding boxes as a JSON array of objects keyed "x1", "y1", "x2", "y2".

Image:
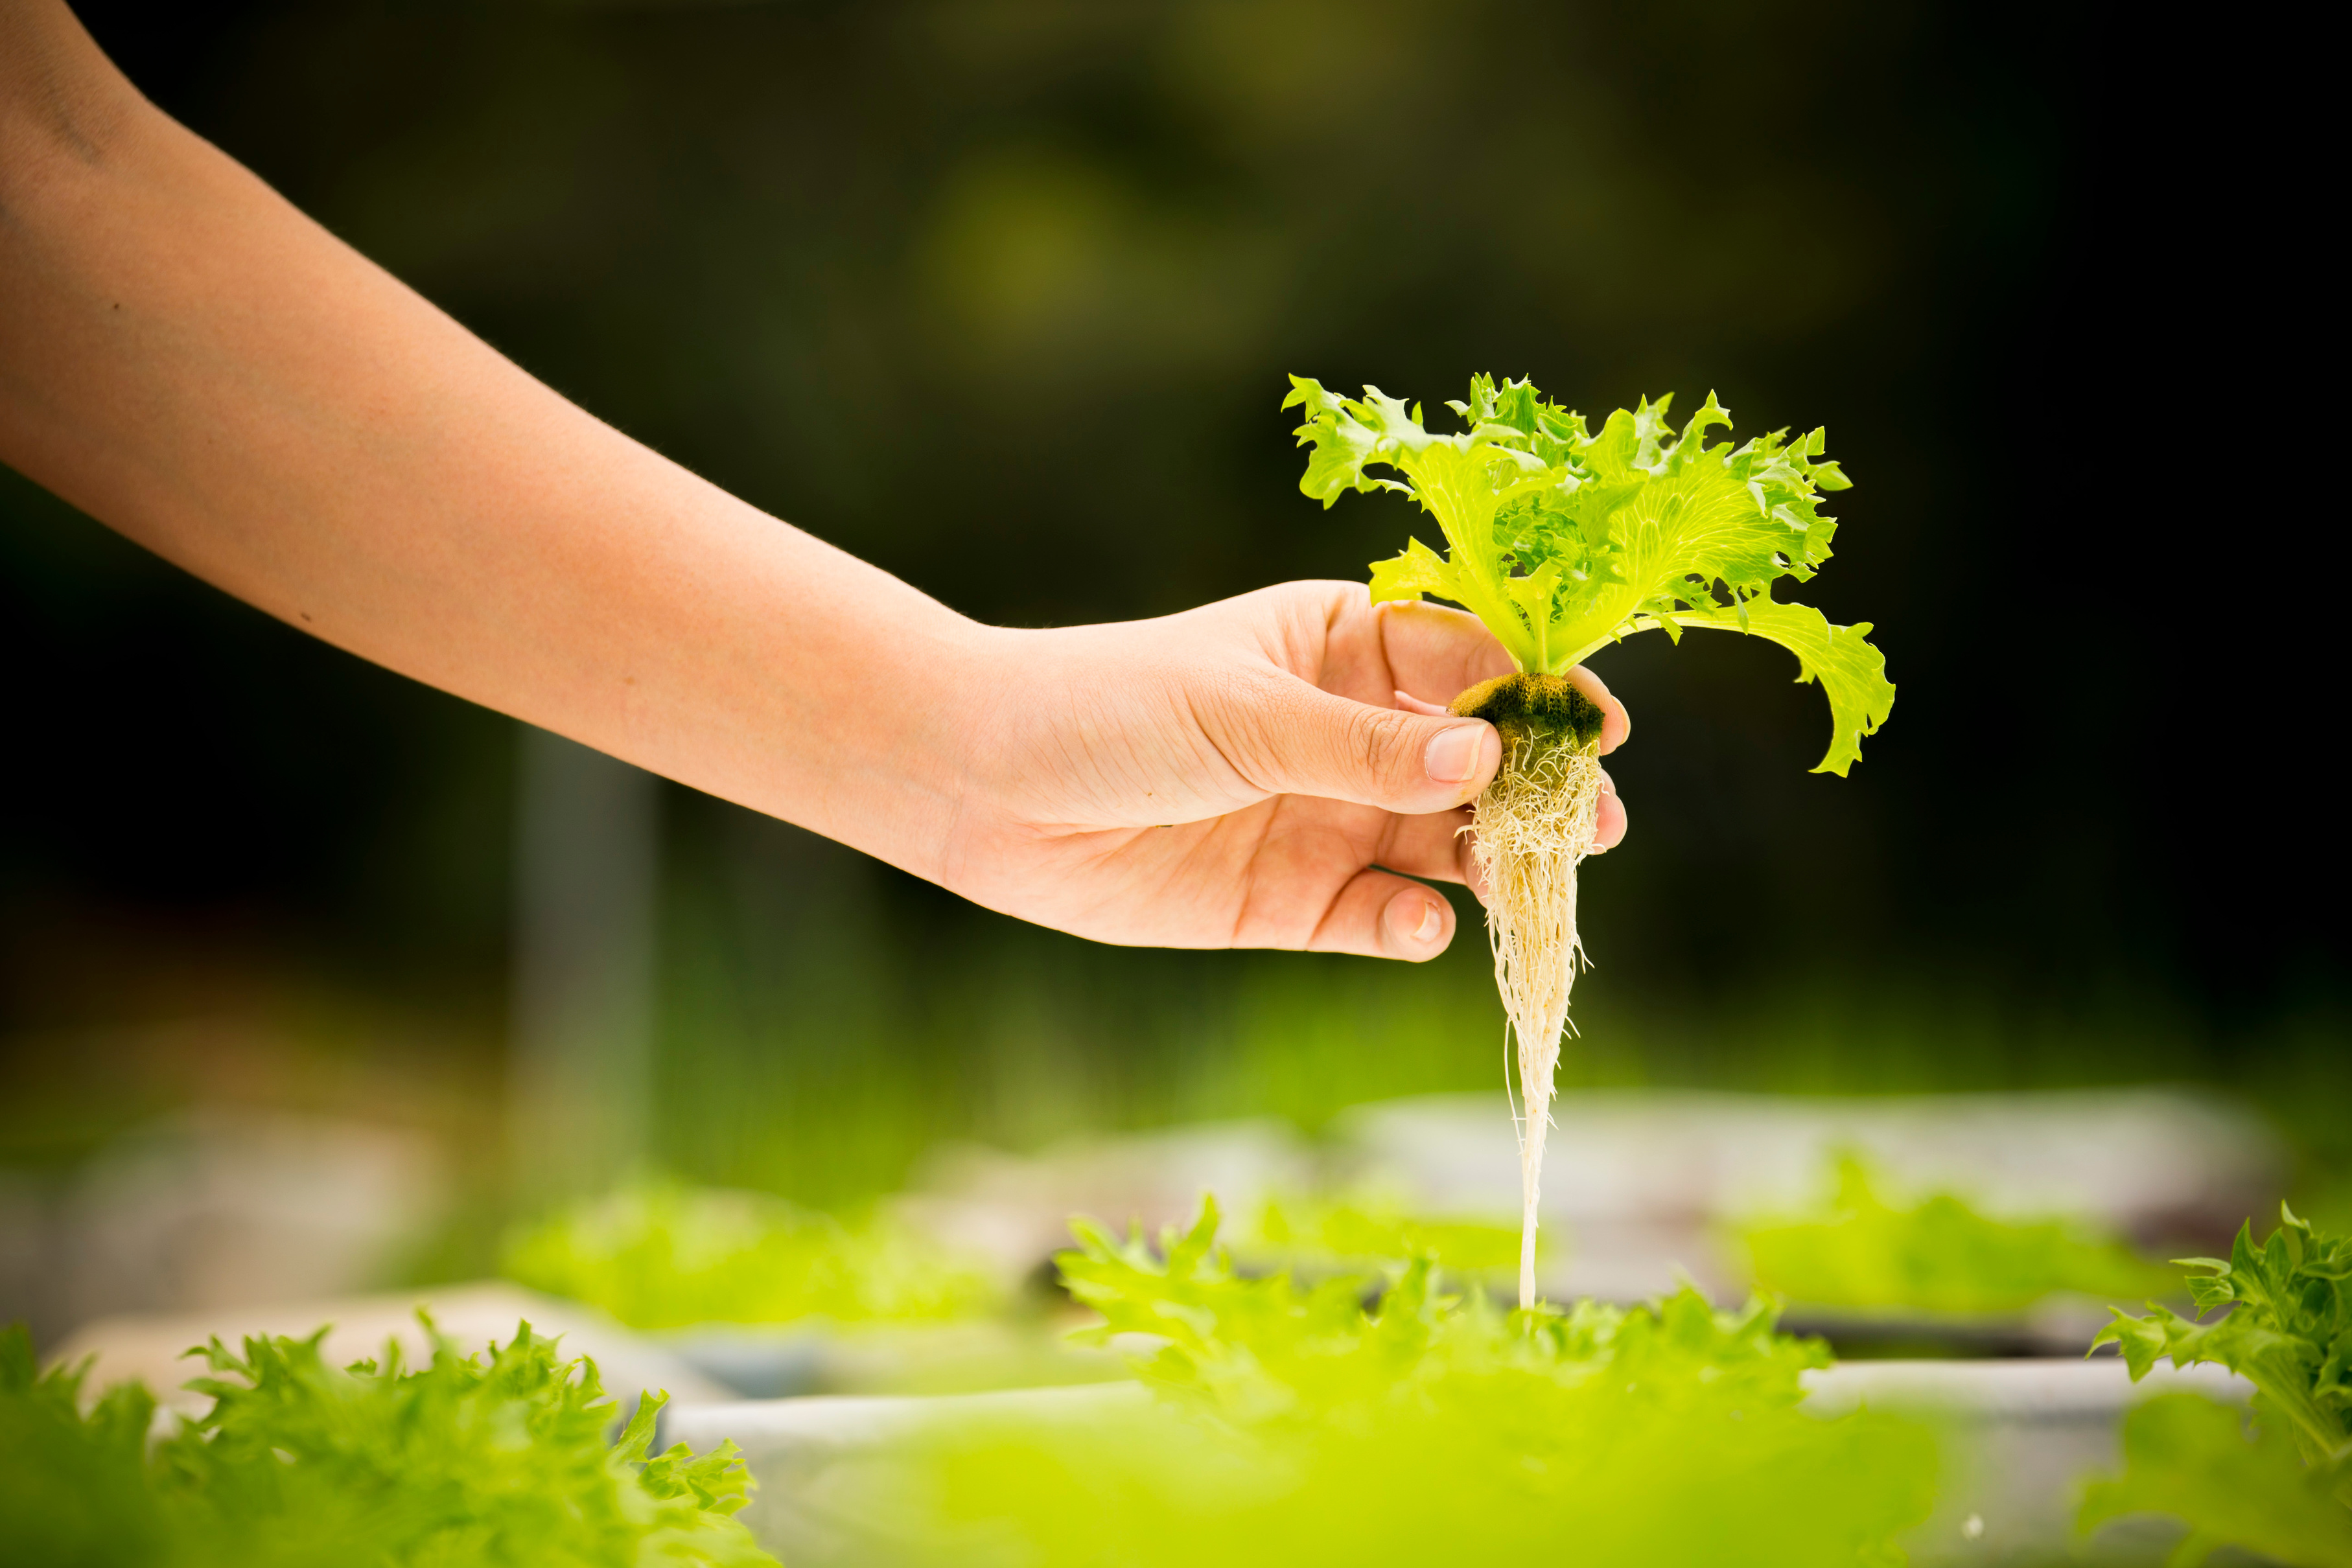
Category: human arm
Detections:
[{"x1": 0, "y1": 1, "x2": 1625, "y2": 960}]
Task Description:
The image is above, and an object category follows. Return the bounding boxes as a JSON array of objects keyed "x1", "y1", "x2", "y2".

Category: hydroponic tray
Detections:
[{"x1": 664, "y1": 1357, "x2": 2256, "y2": 1567}]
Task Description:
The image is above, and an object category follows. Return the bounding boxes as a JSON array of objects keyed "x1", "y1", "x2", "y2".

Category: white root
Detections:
[{"x1": 1466, "y1": 736, "x2": 1605, "y2": 1311}]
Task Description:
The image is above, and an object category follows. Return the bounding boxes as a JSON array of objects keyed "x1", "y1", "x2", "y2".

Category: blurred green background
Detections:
[{"x1": 1, "y1": 0, "x2": 2336, "y2": 1297}]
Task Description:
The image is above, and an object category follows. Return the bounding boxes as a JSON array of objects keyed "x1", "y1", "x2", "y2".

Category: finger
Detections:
[
  {"x1": 1594, "y1": 773, "x2": 1627, "y2": 853},
  {"x1": 1463, "y1": 842, "x2": 1492, "y2": 906},
  {"x1": 1382, "y1": 606, "x2": 1631, "y2": 754},
  {"x1": 1376, "y1": 600, "x2": 1517, "y2": 707},
  {"x1": 1373, "y1": 807, "x2": 1476, "y2": 884},
  {"x1": 1209, "y1": 672, "x2": 1501, "y2": 814},
  {"x1": 1398, "y1": 687, "x2": 1625, "y2": 851},
  {"x1": 1565, "y1": 665, "x2": 1632, "y2": 755},
  {"x1": 1304, "y1": 867, "x2": 1456, "y2": 962}
]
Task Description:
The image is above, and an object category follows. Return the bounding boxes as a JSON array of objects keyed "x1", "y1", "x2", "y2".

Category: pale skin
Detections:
[{"x1": 0, "y1": 1, "x2": 1627, "y2": 962}]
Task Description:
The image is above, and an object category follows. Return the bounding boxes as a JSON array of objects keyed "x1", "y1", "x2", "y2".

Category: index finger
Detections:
[
  {"x1": 1563, "y1": 665, "x2": 1631, "y2": 755},
  {"x1": 1375, "y1": 600, "x2": 1516, "y2": 707},
  {"x1": 1379, "y1": 601, "x2": 1632, "y2": 756}
]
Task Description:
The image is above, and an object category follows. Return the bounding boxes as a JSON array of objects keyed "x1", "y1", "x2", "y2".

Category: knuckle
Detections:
[
  {"x1": 1341, "y1": 704, "x2": 1414, "y2": 789},
  {"x1": 1217, "y1": 669, "x2": 1307, "y2": 786}
]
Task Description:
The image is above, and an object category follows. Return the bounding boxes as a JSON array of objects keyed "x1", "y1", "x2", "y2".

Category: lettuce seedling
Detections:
[
  {"x1": 1287, "y1": 375, "x2": 1894, "y2": 1306},
  {"x1": 1, "y1": 1324, "x2": 165, "y2": 1565},
  {"x1": 2089, "y1": 1205, "x2": 2352, "y2": 1534},
  {"x1": 1057, "y1": 1196, "x2": 1832, "y2": 1427},
  {"x1": 0, "y1": 1316, "x2": 778, "y2": 1567},
  {"x1": 503, "y1": 1177, "x2": 999, "y2": 1331},
  {"x1": 2081, "y1": 1206, "x2": 2352, "y2": 1562},
  {"x1": 1242, "y1": 1193, "x2": 1521, "y2": 1277},
  {"x1": 876, "y1": 1199, "x2": 1935, "y2": 1566},
  {"x1": 2078, "y1": 1393, "x2": 2352, "y2": 1567},
  {"x1": 1740, "y1": 1155, "x2": 2176, "y2": 1317}
]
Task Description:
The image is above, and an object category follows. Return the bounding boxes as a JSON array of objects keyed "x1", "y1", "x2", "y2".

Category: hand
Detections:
[{"x1": 936, "y1": 582, "x2": 1631, "y2": 960}]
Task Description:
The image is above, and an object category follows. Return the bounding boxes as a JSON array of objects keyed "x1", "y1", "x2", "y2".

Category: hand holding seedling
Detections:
[
  {"x1": 0, "y1": 1, "x2": 1620, "y2": 965},
  {"x1": 935, "y1": 584, "x2": 1627, "y2": 959}
]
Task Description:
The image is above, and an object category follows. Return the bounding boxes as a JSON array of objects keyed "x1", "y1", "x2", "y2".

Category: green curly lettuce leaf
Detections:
[
  {"x1": 1, "y1": 1322, "x2": 167, "y2": 1565},
  {"x1": 1056, "y1": 1195, "x2": 1834, "y2": 1425},
  {"x1": 0, "y1": 1315, "x2": 777, "y2": 1568},
  {"x1": 2093, "y1": 1205, "x2": 2352, "y2": 1482},
  {"x1": 866, "y1": 1196, "x2": 1935, "y2": 1566},
  {"x1": 2078, "y1": 1393, "x2": 2352, "y2": 1568},
  {"x1": 1285, "y1": 374, "x2": 1894, "y2": 774},
  {"x1": 2082, "y1": 1206, "x2": 2352, "y2": 1560}
]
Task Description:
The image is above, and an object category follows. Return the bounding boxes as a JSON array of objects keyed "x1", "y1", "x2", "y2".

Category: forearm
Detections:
[{"x1": 0, "y1": 5, "x2": 979, "y2": 875}]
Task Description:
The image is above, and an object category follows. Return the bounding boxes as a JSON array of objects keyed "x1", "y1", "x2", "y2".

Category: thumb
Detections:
[{"x1": 1220, "y1": 676, "x2": 1501, "y2": 813}]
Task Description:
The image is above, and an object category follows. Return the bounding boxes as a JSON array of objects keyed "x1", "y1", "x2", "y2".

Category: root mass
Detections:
[{"x1": 1452, "y1": 672, "x2": 1607, "y2": 1311}]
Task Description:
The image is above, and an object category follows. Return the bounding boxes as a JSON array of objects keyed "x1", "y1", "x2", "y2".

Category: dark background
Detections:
[{"x1": 3, "y1": 1, "x2": 2338, "y2": 1223}]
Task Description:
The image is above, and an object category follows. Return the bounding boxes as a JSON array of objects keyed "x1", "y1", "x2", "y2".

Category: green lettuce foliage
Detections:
[
  {"x1": 503, "y1": 1177, "x2": 999, "y2": 1331},
  {"x1": 1740, "y1": 1155, "x2": 2176, "y2": 1317},
  {"x1": 2094, "y1": 1205, "x2": 2352, "y2": 1479},
  {"x1": 0, "y1": 1317, "x2": 777, "y2": 1568},
  {"x1": 2081, "y1": 1206, "x2": 2352, "y2": 1565},
  {"x1": 1060, "y1": 1196, "x2": 1832, "y2": 1427},
  {"x1": 1285, "y1": 374, "x2": 1893, "y2": 774},
  {"x1": 891, "y1": 1198, "x2": 1935, "y2": 1566},
  {"x1": 0, "y1": 1323, "x2": 167, "y2": 1565},
  {"x1": 2080, "y1": 1394, "x2": 2352, "y2": 1568}
]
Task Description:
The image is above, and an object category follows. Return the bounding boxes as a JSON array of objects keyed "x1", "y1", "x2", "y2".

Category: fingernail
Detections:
[
  {"x1": 1390, "y1": 892, "x2": 1445, "y2": 947},
  {"x1": 1425, "y1": 724, "x2": 1489, "y2": 783},
  {"x1": 1414, "y1": 899, "x2": 1445, "y2": 943}
]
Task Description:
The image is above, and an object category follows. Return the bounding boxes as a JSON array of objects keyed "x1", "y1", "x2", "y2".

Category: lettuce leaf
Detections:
[
  {"x1": 2083, "y1": 1206, "x2": 2352, "y2": 1560},
  {"x1": 2078, "y1": 1393, "x2": 2352, "y2": 1567},
  {"x1": 1739, "y1": 1154, "x2": 2177, "y2": 1316},
  {"x1": 887, "y1": 1196, "x2": 1937, "y2": 1566},
  {"x1": 1239, "y1": 1194, "x2": 1522, "y2": 1276},
  {"x1": 1, "y1": 1324, "x2": 166, "y2": 1565},
  {"x1": 0, "y1": 1316, "x2": 778, "y2": 1567},
  {"x1": 1286, "y1": 375, "x2": 1894, "y2": 774},
  {"x1": 163, "y1": 1317, "x2": 774, "y2": 1567},
  {"x1": 1058, "y1": 1195, "x2": 1833, "y2": 1427},
  {"x1": 502, "y1": 1177, "x2": 999, "y2": 1330},
  {"x1": 2093, "y1": 1205, "x2": 2352, "y2": 1482}
]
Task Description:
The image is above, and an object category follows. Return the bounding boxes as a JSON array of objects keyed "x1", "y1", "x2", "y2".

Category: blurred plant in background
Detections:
[
  {"x1": 1738, "y1": 1154, "x2": 2178, "y2": 1318},
  {"x1": 1237, "y1": 1194, "x2": 1521, "y2": 1276},
  {"x1": 502, "y1": 1178, "x2": 999, "y2": 1332}
]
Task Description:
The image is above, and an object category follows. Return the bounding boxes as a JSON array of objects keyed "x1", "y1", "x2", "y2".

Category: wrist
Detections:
[
  {"x1": 760, "y1": 579, "x2": 1008, "y2": 888},
  {"x1": 890, "y1": 617, "x2": 1034, "y2": 885}
]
